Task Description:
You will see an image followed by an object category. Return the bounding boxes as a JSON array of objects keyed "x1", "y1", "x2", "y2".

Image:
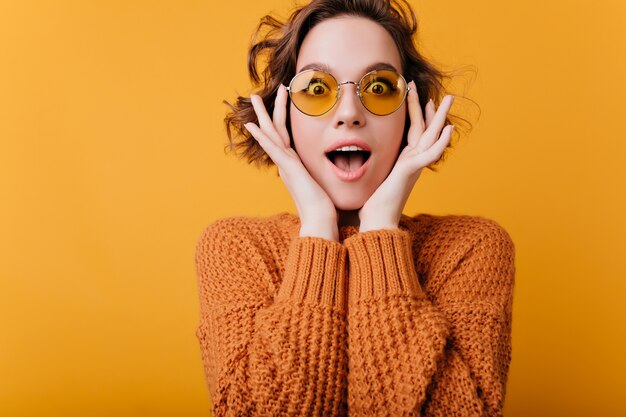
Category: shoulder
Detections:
[
  {"x1": 196, "y1": 212, "x2": 296, "y2": 255},
  {"x1": 403, "y1": 213, "x2": 516, "y2": 298},
  {"x1": 195, "y1": 213, "x2": 296, "y2": 302},
  {"x1": 405, "y1": 213, "x2": 515, "y2": 256},
  {"x1": 197, "y1": 215, "x2": 275, "y2": 240}
]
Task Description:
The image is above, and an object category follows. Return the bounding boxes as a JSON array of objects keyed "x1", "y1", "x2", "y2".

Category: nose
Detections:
[{"x1": 333, "y1": 81, "x2": 366, "y2": 128}]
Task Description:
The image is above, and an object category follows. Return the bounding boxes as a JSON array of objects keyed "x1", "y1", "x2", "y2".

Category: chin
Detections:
[{"x1": 329, "y1": 193, "x2": 368, "y2": 211}]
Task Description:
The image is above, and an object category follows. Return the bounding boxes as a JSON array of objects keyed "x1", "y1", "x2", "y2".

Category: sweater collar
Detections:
[{"x1": 277, "y1": 212, "x2": 415, "y2": 242}]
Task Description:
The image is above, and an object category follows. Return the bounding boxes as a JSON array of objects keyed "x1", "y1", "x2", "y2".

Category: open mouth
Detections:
[{"x1": 325, "y1": 149, "x2": 372, "y2": 172}]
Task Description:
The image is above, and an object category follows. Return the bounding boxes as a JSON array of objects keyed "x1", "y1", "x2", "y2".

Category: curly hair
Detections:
[{"x1": 223, "y1": 0, "x2": 477, "y2": 172}]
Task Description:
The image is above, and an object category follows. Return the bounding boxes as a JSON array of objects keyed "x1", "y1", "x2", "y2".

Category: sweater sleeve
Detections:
[
  {"x1": 194, "y1": 219, "x2": 349, "y2": 416},
  {"x1": 344, "y1": 221, "x2": 515, "y2": 417}
]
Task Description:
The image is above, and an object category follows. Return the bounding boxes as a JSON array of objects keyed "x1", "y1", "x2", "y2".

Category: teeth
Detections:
[{"x1": 334, "y1": 145, "x2": 365, "y2": 152}]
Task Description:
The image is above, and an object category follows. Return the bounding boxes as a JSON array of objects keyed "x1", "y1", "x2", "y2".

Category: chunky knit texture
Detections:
[{"x1": 195, "y1": 212, "x2": 516, "y2": 416}]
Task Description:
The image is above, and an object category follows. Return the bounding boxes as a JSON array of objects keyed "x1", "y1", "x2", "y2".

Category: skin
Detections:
[
  {"x1": 244, "y1": 15, "x2": 454, "y2": 241},
  {"x1": 289, "y1": 16, "x2": 407, "y2": 219}
]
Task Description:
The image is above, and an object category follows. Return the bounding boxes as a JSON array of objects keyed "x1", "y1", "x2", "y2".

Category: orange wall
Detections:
[{"x1": 1, "y1": 1, "x2": 625, "y2": 416}]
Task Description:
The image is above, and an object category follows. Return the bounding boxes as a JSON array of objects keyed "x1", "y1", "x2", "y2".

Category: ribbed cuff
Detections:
[
  {"x1": 275, "y1": 237, "x2": 348, "y2": 309},
  {"x1": 344, "y1": 229, "x2": 424, "y2": 303}
]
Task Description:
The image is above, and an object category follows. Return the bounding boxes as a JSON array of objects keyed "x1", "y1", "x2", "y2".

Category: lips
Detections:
[
  {"x1": 326, "y1": 155, "x2": 371, "y2": 181},
  {"x1": 324, "y1": 138, "x2": 371, "y2": 153},
  {"x1": 324, "y1": 138, "x2": 372, "y2": 182}
]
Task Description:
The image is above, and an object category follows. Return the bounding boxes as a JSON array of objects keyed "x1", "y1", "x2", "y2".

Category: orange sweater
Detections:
[{"x1": 194, "y1": 212, "x2": 516, "y2": 416}]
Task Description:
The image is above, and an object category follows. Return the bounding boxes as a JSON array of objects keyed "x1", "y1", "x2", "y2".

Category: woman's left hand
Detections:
[{"x1": 358, "y1": 81, "x2": 455, "y2": 232}]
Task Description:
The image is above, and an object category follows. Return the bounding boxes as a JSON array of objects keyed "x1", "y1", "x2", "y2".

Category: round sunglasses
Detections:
[{"x1": 285, "y1": 69, "x2": 411, "y2": 117}]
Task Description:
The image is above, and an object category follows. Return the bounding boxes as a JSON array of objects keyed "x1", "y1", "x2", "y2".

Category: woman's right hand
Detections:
[{"x1": 244, "y1": 84, "x2": 339, "y2": 241}]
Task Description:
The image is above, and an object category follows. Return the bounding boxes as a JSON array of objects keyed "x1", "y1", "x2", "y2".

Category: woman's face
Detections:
[{"x1": 290, "y1": 16, "x2": 406, "y2": 211}]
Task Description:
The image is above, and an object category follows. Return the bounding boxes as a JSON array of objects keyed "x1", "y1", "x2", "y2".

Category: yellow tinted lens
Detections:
[
  {"x1": 289, "y1": 70, "x2": 338, "y2": 116},
  {"x1": 359, "y1": 70, "x2": 407, "y2": 115}
]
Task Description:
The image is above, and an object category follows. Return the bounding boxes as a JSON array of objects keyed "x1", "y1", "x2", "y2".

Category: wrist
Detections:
[
  {"x1": 299, "y1": 224, "x2": 339, "y2": 241},
  {"x1": 358, "y1": 208, "x2": 400, "y2": 232},
  {"x1": 299, "y1": 213, "x2": 339, "y2": 241},
  {"x1": 359, "y1": 221, "x2": 399, "y2": 233}
]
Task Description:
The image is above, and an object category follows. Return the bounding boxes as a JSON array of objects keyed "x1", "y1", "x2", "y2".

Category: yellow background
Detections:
[{"x1": 1, "y1": 0, "x2": 625, "y2": 416}]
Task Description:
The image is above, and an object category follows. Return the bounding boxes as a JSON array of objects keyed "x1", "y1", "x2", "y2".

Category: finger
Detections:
[
  {"x1": 406, "y1": 80, "x2": 425, "y2": 148},
  {"x1": 416, "y1": 124, "x2": 454, "y2": 166},
  {"x1": 425, "y1": 99, "x2": 436, "y2": 128},
  {"x1": 244, "y1": 122, "x2": 287, "y2": 166},
  {"x1": 403, "y1": 122, "x2": 454, "y2": 158},
  {"x1": 411, "y1": 98, "x2": 435, "y2": 153},
  {"x1": 272, "y1": 85, "x2": 291, "y2": 148},
  {"x1": 420, "y1": 95, "x2": 454, "y2": 150},
  {"x1": 250, "y1": 94, "x2": 285, "y2": 148}
]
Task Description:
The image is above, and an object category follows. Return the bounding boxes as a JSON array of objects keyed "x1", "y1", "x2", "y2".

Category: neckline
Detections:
[{"x1": 277, "y1": 211, "x2": 416, "y2": 241}]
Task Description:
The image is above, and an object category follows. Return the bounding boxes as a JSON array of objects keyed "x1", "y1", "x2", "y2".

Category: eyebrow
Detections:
[{"x1": 297, "y1": 61, "x2": 400, "y2": 74}]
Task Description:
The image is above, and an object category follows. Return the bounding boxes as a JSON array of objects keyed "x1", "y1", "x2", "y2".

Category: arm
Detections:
[
  {"x1": 344, "y1": 219, "x2": 515, "y2": 416},
  {"x1": 195, "y1": 219, "x2": 349, "y2": 416}
]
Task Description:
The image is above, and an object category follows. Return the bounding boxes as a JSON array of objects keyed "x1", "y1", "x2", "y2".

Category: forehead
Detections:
[{"x1": 296, "y1": 16, "x2": 402, "y2": 77}]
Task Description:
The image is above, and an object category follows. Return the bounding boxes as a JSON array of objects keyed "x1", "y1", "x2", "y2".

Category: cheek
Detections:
[
  {"x1": 289, "y1": 104, "x2": 320, "y2": 165},
  {"x1": 377, "y1": 109, "x2": 407, "y2": 163}
]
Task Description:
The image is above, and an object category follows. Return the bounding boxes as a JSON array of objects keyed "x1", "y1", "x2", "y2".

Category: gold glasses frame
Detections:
[{"x1": 285, "y1": 69, "x2": 412, "y2": 117}]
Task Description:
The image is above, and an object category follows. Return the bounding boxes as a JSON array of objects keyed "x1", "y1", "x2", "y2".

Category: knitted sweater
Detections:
[{"x1": 195, "y1": 212, "x2": 516, "y2": 416}]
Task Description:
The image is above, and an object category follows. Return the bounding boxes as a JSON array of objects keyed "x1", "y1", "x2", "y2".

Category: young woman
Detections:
[{"x1": 195, "y1": 0, "x2": 516, "y2": 415}]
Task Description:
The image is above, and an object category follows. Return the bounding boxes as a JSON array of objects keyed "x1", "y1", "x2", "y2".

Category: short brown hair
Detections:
[{"x1": 223, "y1": 0, "x2": 476, "y2": 172}]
